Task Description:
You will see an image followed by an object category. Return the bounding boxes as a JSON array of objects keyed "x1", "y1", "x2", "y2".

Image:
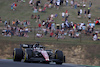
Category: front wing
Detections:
[{"x1": 24, "y1": 57, "x2": 63, "y2": 63}]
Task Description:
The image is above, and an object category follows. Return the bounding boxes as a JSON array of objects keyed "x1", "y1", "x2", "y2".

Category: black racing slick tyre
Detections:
[
  {"x1": 55, "y1": 50, "x2": 63, "y2": 64},
  {"x1": 13, "y1": 48, "x2": 23, "y2": 62},
  {"x1": 24, "y1": 48, "x2": 33, "y2": 62}
]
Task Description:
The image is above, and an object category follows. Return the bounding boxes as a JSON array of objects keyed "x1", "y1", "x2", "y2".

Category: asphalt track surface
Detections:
[{"x1": 0, "y1": 59, "x2": 88, "y2": 67}]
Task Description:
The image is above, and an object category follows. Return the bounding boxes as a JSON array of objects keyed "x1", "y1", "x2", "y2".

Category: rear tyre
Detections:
[
  {"x1": 24, "y1": 48, "x2": 33, "y2": 62},
  {"x1": 55, "y1": 50, "x2": 63, "y2": 64},
  {"x1": 13, "y1": 48, "x2": 23, "y2": 62}
]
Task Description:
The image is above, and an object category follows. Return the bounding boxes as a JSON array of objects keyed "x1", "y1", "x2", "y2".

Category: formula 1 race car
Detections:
[{"x1": 13, "y1": 42, "x2": 65, "y2": 64}]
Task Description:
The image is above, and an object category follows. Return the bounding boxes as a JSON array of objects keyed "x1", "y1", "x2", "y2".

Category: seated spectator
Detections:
[
  {"x1": 50, "y1": 31, "x2": 54, "y2": 37},
  {"x1": 95, "y1": 20, "x2": 100, "y2": 25},
  {"x1": 83, "y1": 3, "x2": 86, "y2": 7},
  {"x1": 38, "y1": 7, "x2": 42, "y2": 12},
  {"x1": 92, "y1": 33, "x2": 98, "y2": 41},
  {"x1": 38, "y1": 23, "x2": 41, "y2": 30},
  {"x1": 36, "y1": 33, "x2": 43, "y2": 38},
  {"x1": 97, "y1": 32, "x2": 100, "y2": 40},
  {"x1": 12, "y1": 20, "x2": 16, "y2": 26},
  {"x1": 77, "y1": 3, "x2": 80, "y2": 7},
  {"x1": 54, "y1": 14, "x2": 58, "y2": 18},
  {"x1": 41, "y1": 7, "x2": 46, "y2": 12},
  {"x1": 2, "y1": 29, "x2": 6, "y2": 36},
  {"x1": 75, "y1": 31, "x2": 80, "y2": 38},
  {"x1": 29, "y1": 0, "x2": 33, "y2": 6},
  {"x1": 34, "y1": 15, "x2": 37, "y2": 19},
  {"x1": 48, "y1": 3, "x2": 51, "y2": 8},
  {"x1": 33, "y1": 7, "x2": 38, "y2": 13},
  {"x1": 24, "y1": 27, "x2": 29, "y2": 37}
]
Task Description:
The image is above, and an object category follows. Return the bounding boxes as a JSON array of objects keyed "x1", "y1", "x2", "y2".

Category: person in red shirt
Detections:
[
  {"x1": 38, "y1": 23, "x2": 41, "y2": 30},
  {"x1": 50, "y1": 31, "x2": 54, "y2": 37},
  {"x1": 95, "y1": 20, "x2": 99, "y2": 25},
  {"x1": 15, "y1": 3, "x2": 17, "y2": 7},
  {"x1": 38, "y1": 23, "x2": 41, "y2": 27},
  {"x1": 13, "y1": 2, "x2": 17, "y2": 10}
]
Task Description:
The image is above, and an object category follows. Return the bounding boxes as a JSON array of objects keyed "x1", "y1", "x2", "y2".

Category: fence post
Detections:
[
  {"x1": 34, "y1": 26, "x2": 36, "y2": 40},
  {"x1": 57, "y1": 31, "x2": 59, "y2": 41},
  {"x1": 80, "y1": 32, "x2": 82, "y2": 43}
]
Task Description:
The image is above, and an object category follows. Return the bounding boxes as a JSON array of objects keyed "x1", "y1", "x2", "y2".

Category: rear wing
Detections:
[{"x1": 20, "y1": 44, "x2": 33, "y2": 48}]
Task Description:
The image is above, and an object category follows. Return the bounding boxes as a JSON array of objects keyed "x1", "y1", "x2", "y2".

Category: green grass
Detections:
[{"x1": 0, "y1": 0, "x2": 100, "y2": 45}]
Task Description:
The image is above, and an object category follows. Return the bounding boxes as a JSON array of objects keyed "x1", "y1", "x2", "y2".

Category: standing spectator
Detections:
[
  {"x1": 80, "y1": 9, "x2": 82, "y2": 16},
  {"x1": 4, "y1": 20, "x2": 7, "y2": 27},
  {"x1": 11, "y1": 4, "x2": 13, "y2": 10},
  {"x1": 87, "y1": 7, "x2": 90, "y2": 14},
  {"x1": 62, "y1": 11, "x2": 65, "y2": 18},
  {"x1": 56, "y1": 0, "x2": 60, "y2": 10},
  {"x1": 88, "y1": 13, "x2": 91, "y2": 19},
  {"x1": 84, "y1": 9, "x2": 87, "y2": 18},
  {"x1": 70, "y1": 0, "x2": 74, "y2": 8},
  {"x1": 65, "y1": 0, "x2": 68, "y2": 6},
  {"x1": 36, "y1": 0, "x2": 41, "y2": 7},
  {"x1": 89, "y1": 1, "x2": 92, "y2": 7},
  {"x1": 36, "y1": 15, "x2": 41, "y2": 22},
  {"x1": 78, "y1": 10, "x2": 80, "y2": 17},
  {"x1": 60, "y1": 0, "x2": 64, "y2": 5},
  {"x1": 65, "y1": 10, "x2": 69, "y2": 18},
  {"x1": 74, "y1": 1, "x2": 77, "y2": 9},
  {"x1": 53, "y1": 0, "x2": 56, "y2": 8},
  {"x1": 61, "y1": 22, "x2": 65, "y2": 29}
]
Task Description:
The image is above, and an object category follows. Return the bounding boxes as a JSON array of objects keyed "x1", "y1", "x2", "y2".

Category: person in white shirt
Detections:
[
  {"x1": 62, "y1": 12, "x2": 65, "y2": 18},
  {"x1": 66, "y1": 0, "x2": 68, "y2": 6},
  {"x1": 61, "y1": 22, "x2": 65, "y2": 29},
  {"x1": 70, "y1": 0, "x2": 73, "y2": 8},
  {"x1": 93, "y1": 34, "x2": 98, "y2": 41},
  {"x1": 88, "y1": 13, "x2": 91, "y2": 19},
  {"x1": 80, "y1": 9, "x2": 82, "y2": 16},
  {"x1": 56, "y1": 1, "x2": 60, "y2": 9}
]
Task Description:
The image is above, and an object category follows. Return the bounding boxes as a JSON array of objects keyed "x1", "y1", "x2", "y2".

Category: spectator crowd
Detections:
[{"x1": 1, "y1": 0, "x2": 100, "y2": 41}]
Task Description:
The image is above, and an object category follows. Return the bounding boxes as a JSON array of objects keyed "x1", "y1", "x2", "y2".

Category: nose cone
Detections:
[{"x1": 41, "y1": 51, "x2": 49, "y2": 61}]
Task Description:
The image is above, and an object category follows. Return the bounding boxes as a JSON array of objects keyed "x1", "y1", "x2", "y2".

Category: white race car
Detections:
[{"x1": 13, "y1": 42, "x2": 65, "y2": 64}]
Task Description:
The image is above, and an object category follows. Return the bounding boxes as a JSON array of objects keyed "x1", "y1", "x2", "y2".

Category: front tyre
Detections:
[
  {"x1": 13, "y1": 48, "x2": 23, "y2": 62},
  {"x1": 55, "y1": 50, "x2": 63, "y2": 64}
]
